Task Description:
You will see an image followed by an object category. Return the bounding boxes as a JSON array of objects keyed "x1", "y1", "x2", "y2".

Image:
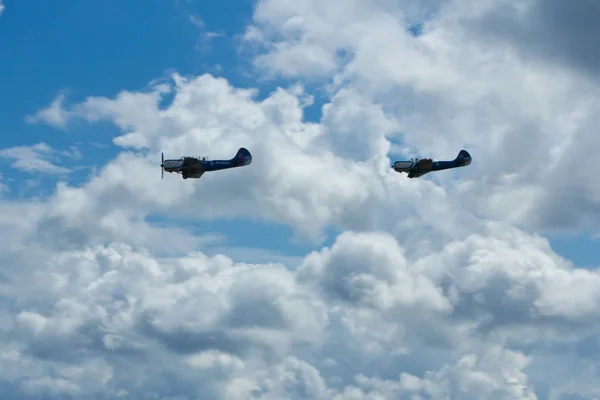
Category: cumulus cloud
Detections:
[
  {"x1": 335, "y1": 347, "x2": 537, "y2": 400},
  {"x1": 22, "y1": 73, "x2": 488, "y2": 251},
  {"x1": 19, "y1": 75, "x2": 386, "y2": 241},
  {"x1": 1, "y1": 210, "x2": 599, "y2": 398},
  {"x1": 5, "y1": 0, "x2": 600, "y2": 398}
]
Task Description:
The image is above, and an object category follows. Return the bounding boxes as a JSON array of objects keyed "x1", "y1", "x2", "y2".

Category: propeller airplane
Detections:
[
  {"x1": 161, "y1": 147, "x2": 252, "y2": 180},
  {"x1": 392, "y1": 149, "x2": 472, "y2": 178}
]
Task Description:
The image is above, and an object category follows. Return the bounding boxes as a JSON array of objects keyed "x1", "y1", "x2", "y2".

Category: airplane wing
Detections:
[
  {"x1": 408, "y1": 170, "x2": 426, "y2": 178},
  {"x1": 408, "y1": 159, "x2": 433, "y2": 178},
  {"x1": 187, "y1": 170, "x2": 205, "y2": 179},
  {"x1": 182, "y1": 158, "x2": 205, "y2": 179},
  {"x1": 184, "y1": 158, "x2": 205, "y2": 172},
  {"x1": 414, "y1": 158, "x2": 433, "y2": 169}
]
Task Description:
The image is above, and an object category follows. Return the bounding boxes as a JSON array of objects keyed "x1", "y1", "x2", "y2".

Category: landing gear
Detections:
[{"x1": 182, "y1": 172, "x2": 188, "y2": 179}]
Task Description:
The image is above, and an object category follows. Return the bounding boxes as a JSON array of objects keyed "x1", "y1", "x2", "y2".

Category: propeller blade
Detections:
[{"x1": 161, "y1": 152, "x2": 164, "y2": 180}]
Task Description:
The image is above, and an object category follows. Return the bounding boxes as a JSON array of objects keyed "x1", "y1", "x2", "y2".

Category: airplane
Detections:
[
  {"x1": 160, "y1": 147, "x2": 252, "y2": 179},
  {"x1": 392, "y1": 149, "x2": 471, "y2": 178}
]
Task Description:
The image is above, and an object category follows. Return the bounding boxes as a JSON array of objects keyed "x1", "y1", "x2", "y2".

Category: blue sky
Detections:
[{"x1": 0, "y1": 0, "x2": 597, "y2": 267}]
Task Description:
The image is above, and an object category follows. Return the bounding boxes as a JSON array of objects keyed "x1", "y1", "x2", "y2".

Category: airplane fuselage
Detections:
[{"x1": 393, "y1": 150, "x2": 471, "y2": 178}]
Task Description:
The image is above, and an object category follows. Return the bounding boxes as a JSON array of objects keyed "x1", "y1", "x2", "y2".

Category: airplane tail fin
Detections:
[
  {"x1": 456, "y1": 149, "x2": 472, "y2": 166},
  {"x1": 232, "y1": 147, "x2": 252, "y2": 166}
]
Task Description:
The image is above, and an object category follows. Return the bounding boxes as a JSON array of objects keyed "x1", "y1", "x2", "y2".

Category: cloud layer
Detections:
[
  {"x1": 4, "y1": 214, "x2": 598, "y2": 399},
  {"x1": 5, "y1": 0, "x2": 600, "y2": 398}
]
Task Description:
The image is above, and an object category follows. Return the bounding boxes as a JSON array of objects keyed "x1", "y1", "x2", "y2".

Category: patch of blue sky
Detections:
[
  {"x1": 1, "y1": 1, "x2": 198, "y2": 172},
  {"x1": 408, "y1": 23, "x2": 425, "y2": 36},
  {"x1": 547, "y1": 233, "x2": 600, "y2": 269},
  {"x1": 1, "y1": 0, "x2": 268, "y2": 141}
]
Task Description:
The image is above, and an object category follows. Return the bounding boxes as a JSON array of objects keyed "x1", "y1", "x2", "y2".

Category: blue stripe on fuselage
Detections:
[
  {"x1": 198, "y1": 160, "x2": 236, "y2": 171},
  {"x1": 431, "y1": 160, "x2": 458, "y2": 171}
]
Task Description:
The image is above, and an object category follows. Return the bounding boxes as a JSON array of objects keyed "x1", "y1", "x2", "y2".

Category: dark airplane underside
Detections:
[{"x1": 182, "y1": 170, "x2": 204, "y2": 179}]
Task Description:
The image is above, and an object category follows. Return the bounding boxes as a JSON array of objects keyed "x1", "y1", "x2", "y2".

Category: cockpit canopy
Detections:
[{"x1": 181, "y1": 156, "x2": 210, "y2": 161}]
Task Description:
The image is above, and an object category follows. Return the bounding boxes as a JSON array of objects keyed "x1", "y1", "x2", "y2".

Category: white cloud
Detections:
[
  {"x1": 336, "y1": 347, "x2": 537, "y2": 400},
  {"x1": 25, "y1": 93, "x2": 72, "y2": 129},
  {"x1": 0, "y1": 1, "x2": 4, "y2": 16},
  {"x1": 0, "y1": 211, "x2": 598, "y2": 398},
  {"x1": 6, "y1": 0, "x2": 600, "y2": 398},
  {"x1": 0, "y1": 142, "x2": 71, "y2": 174}
]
